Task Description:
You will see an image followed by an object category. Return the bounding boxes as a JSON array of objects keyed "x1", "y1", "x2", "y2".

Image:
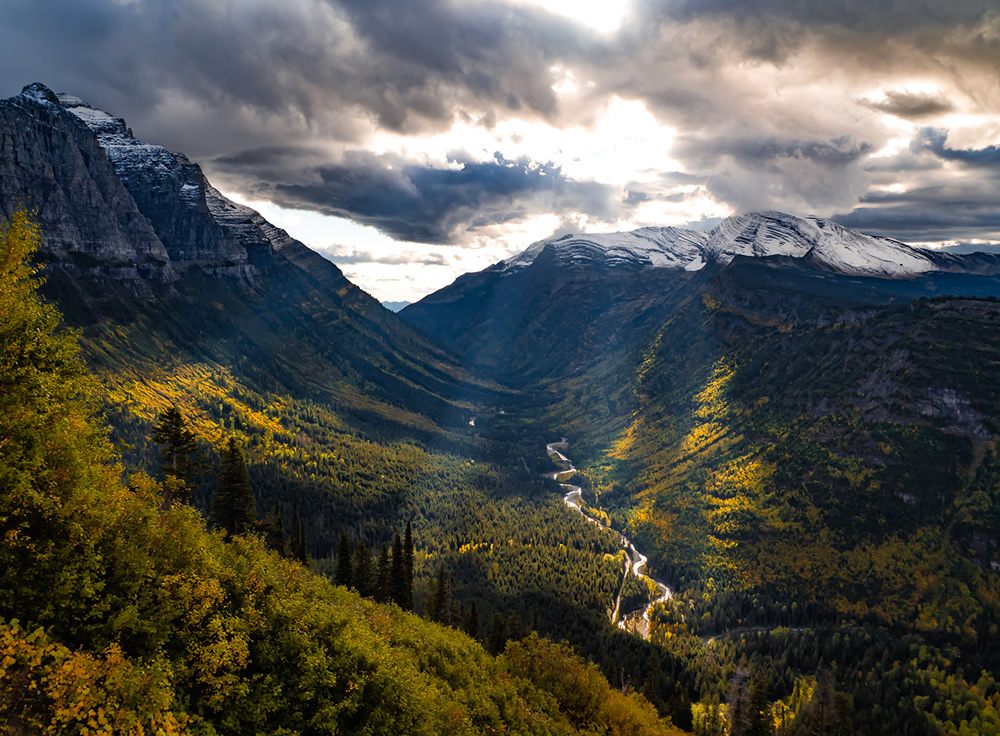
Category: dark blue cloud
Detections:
[
  {"x1": 913, "y1": 128, "x2": 1000, "y2": 168},
  {"x1": 675, "y1": 134, "x2": 873, "y2": 169},
  {"x1": 234, "y1": 151, "x2": 619, "y2": 244}
]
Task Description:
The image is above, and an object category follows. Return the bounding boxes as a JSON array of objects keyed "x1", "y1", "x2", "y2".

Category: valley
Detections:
[{"x1": 2, "y1": 80, "x2": 1000, "y2": 736}]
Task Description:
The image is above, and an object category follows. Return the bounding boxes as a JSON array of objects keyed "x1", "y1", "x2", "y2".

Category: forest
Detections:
[
  {"x1": 5, "y1": 197, "x2": 1000, "y2": 736},
  {"x1": 0, "y1": 210, "x2": 688, "y2": 733}
]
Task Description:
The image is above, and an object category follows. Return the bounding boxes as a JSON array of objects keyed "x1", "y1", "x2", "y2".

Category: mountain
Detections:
[
  {"x1": 0, "y1": 83, "x2": 489, "y2": 431},
  {"x1": 402, "y1": 211, "x2": 1000, "y2": 382}
]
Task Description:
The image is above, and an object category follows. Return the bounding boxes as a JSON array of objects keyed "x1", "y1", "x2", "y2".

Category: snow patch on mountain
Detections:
[
  {"x1": 502, "y1": 226, "x2": 709, "y2": 272},
  {"x1": 502, "y1": 212, "x2": 940, "y2": 279}
]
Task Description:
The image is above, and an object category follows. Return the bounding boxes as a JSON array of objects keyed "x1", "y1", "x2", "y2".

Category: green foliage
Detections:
[
  {"x1": 152, "y1": 405, "x2": 203, "y2": 508},
  {"x1": 210, "y1": 435, "x2": 256, "y2": 535},
  {"x1": 0, "y1": 211, "x2": 679, "y2": 735}
]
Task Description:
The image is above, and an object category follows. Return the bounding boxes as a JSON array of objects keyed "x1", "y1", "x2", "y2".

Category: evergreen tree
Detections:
[
  {"x1": 728, "y1": 668, "x2": 753, "y2": 736},
  {"x1": 748, "y1": 674, "x2": 773, "y2": 736},
  {"x1": 335, "y1": 531, "x2": 353, "y2": 588},
  {"x1": 464, "y1": 600, "x2": 479, "y2": 640},
  {"x1": 259, "y1": 502, "x2": 285, "y2": 555},
  {"x1": 488, "y1": 613, "x2": 507, "y2": 655},
  {"x1": 210, "y1": 436, "x2": 256, "y2": 536},
  {"x1": 432, "y1": 564, "x2": 448, "y2": 624},
  {"x1": 390, "y1": 531, "x2": 408, "y2": 608},
  {"x1": 151, "y1": 406, "x2": 203, "y2": 509},
  {"x1": 353, "y1": 540, "x2": 372, "y2": 598},
  {"x1": 289, "y1": 490, "x2": 307, "y2": 563},
  {"x1": 376, "y1": 543, "x2": 390, "y2": 603},
  {"x1": 404, "y1": 520, "x2": 414, "y2": 608}
]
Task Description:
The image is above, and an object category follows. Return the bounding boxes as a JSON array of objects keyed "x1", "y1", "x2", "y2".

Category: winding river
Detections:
[{"x1": 545, "y1": 440, "x2": 672, "y2": 639}]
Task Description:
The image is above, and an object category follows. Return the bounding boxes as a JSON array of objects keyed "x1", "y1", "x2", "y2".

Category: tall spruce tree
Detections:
[
  {"x1": 464, "y1": 600, "x2": 479, "y2": 640},
  {"x1": 335, "y1": 531, "x2": 353, "y2": 588},
  {"x1": 376, "y1": 543, "x2": 390, "y2": 603},
  {"x1": 151, "y1": 406, "x2": 202, "y2": 509},
  {"x1": 289, "y1": 490, "x2": 307, "y2": 563},
  {"x1": 404, "y1": 520, "x2": 414, "y2": 608},
  {"x1": 389, "y1": 532, "x2": 408, "y2": 608},
  {"x1": 260, "y1": 502, "x2": 285, "y2": 555},
  {"x1": 353, "y1": 540, "x2": 372, "y2": 597},
  {"x1": 210, "y1": 436, "x2": 255, "y2": 536}
]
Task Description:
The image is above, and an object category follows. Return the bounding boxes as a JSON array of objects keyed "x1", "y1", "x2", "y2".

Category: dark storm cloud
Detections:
[
  {"x1": 675, "y1": 135, "x2": 874, "y2": 170},
  {"x1": 913, "y1": 128, "x2": 1000, "y2": 168},
  {"x1": 864, "y1": 91, "x2": 954, "y2": 120},
  {"x1": 654, "y1": 0, "x2": 995, "y2": 31},
  {"x1": 834, "y1": 204, "x2": 1000, "y2": 242},
  {"x1": 1, "y1": 0, "x2": 997, "y2": 247},
  {"x1": 238, "y1": 151, "x2": 619, "y2": 244}
]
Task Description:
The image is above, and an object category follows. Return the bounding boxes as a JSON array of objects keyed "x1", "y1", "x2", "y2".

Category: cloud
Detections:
[
  {"x1": 222, "y1": 150, "x2": 621, "y2": 244},
  {"x1": 323, "y1": 246, "x2": 449, "y2": 267},
  {"x1": 1, "y1": 0, "x2": 998, "y2": 257},
  {"x1": 912, "y1": 128, "x2": 1000, "y2": 167},
  {"x1": 863, "y1": 90, "x2": 955, "y2": 119}
]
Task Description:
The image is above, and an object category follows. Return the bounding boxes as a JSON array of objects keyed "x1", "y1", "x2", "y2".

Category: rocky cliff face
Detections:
[
  {"x1": 0, "y1": 83, "x2": 291, "y2": 294},
  {"x1": 56, "y1": 89, "x2": 258, "y2": 285},
  {"x1": 0, "y1": 83, "x2": 174, "y2": 292}
]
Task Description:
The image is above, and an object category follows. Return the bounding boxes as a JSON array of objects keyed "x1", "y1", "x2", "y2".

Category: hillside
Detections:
[
  {"x1": 402, "y1": 212, "x2": 1000, "y2": 384},
  {"x1": 0, "y1": 212, "x2": 684, "y2": 735},
  {"x1": 557, "y1": 255, "x2": 1000, "y2": 735}
]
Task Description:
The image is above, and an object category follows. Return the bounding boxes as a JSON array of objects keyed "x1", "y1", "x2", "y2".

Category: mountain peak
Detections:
[
  {"x1": 20, "y1": 82, "x2": 60, "y2": 106},
  {"x1": 494, "y1": 210, "x2": 947, "y2": 280}
]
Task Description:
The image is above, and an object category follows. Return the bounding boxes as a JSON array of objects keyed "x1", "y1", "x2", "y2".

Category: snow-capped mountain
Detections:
[{"x1": 497, "y1": 211, "x2": 951, "y2": 280}]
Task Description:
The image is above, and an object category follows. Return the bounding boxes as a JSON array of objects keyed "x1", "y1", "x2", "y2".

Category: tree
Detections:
[
  {"x1": 210, "y1": 436, "x2": 256, "y2": 536},
  {"x1": 259, "y1": 502, "x2": 285, "y2": 554},
  {"x1": 488, "y1": 613, "x2": 507, "y2": 655},
  {"x1": 404, "y1": 520, "x2": 414, "y2": 608},
  {"x1": 151, "y1": 406, "x2": 202, "y2": 509},
  {"x1": 335, "y1": 532, "x2": 353, "y2": 589},
  {"x1": 289, "y1": 490, "x2": 307, "y2": 563},
  {"x1": 353, "y1": 540, "x2": 372, "y2": 597},
  {"x1": 728, "y1": 668, "x2": 752, "y2": 736},
  {"x1": 464, "y1": 600, "x2": 479, "y2": 640},
  {"x1": 376, "y1": 543, "x2": 390, "y2": 603},
  {"x1": 390, "y1": 531, "x2": 409, "y2": 608},
  {"x1": 432, "y1": 564, "x2": 448, "y2": 624}
]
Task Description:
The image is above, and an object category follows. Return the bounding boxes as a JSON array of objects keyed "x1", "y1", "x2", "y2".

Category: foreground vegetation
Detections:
[{"x1": 0, "y1": 212, "x2": 684, "y2": 734}]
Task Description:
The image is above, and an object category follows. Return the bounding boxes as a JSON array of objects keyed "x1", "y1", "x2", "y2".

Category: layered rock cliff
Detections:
[{"x1": 0, "y1": 83, "x2": 174, "y2": 292}]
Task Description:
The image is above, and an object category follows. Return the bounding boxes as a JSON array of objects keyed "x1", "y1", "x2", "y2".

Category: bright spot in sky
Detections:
[{"x1": 508, "y1": 0, "x2": 629, "y2": 32}]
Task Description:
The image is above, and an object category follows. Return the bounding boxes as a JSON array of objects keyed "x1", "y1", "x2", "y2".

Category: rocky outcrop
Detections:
[
  {"x1": 0, "y1": 83, "x2": 174, "y2": 292},
  {"x1": 0, "y1": 83, "x2": 285, "y2": 295},
  {"x1": 57, "y1": 90, "x2": 257, "y2": 285}
]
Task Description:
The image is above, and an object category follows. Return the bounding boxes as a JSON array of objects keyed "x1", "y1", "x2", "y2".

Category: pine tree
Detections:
[
  {"x1": 464, "y1": 600, "x2": 479, "y2": 640},
  {"x1": 353, "y1": 540, "x2": 372, "y2": 597},
  {"x1": 376, "y1": 543, "x2": 390, "y2": 603},
  {"x1": 210, "y1": 436, "x2": 256, "y2": 536},
  {"x1": 389, "y1": 531, "x2": 408, "y2": 608},
  {"x1": 335, "y1": 531, "x2": 353, "y2": 588},
  {"x1": 259, "y1": 503, "x2": 285, "y2": 555},
  {"x1": 432, "y1": 564, "x2": 448, "y2": 623},
  {"x1": 289, "y1": 490, "x2": 307, "y2": 563},
  {"x1": 151, "y1": 406, "x2": 203, "y2": 509},
  {"x1": 404, "y1": 520, "x2": 414, "y2": 609},
  {"x1": 488, "y1": 613, "x2": 507, "y2": 655},
  {"x1": 728, "y1": 668, "x2": 754, "y2": 736}
]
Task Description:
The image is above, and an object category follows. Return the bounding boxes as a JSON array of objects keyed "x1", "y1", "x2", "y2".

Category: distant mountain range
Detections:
[{"x1": 403, "y1": 211, "x2": 1000, "y2": 381}]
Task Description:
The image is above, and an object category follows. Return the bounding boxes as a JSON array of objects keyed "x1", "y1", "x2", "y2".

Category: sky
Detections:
[{"x1": 2, "y1": 0, "x2": 999, "y2": 302}]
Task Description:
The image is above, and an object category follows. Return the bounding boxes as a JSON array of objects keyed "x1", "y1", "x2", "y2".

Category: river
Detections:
[{"x1": 545, "y1": 440, "x2": 672, "y2": 640}]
